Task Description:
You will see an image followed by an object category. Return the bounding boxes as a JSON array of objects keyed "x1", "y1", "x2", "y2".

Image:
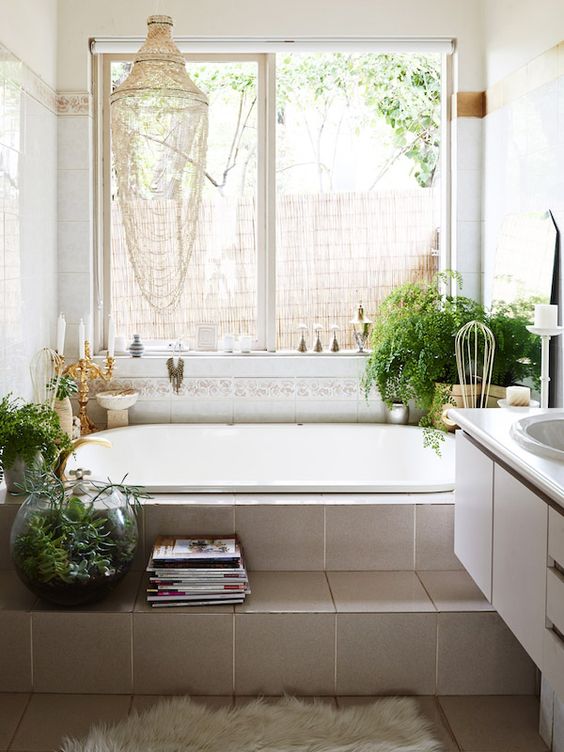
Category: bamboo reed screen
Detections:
[{"x1": 111, "y1": 189, "x2": 438, "y2": 349}]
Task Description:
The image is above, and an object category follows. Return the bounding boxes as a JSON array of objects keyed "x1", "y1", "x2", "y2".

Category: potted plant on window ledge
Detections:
[{"x1": 362, "y1": 272, "x2": 486, "y2": 451}]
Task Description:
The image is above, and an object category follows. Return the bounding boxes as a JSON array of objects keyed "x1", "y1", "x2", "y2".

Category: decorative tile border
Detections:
[
  {"x1": 57, "y1": 92, "x2": 92, "y2": 117},
  {"x1": 295, "y1": 378, "x2": 359, "y2": 400},
  {"x1": 177, "y1": 378, "x2": 233, "y2": 399},
  {"x1": 0, "y1": 42, "x2": 91, "y2": 116},
  {"x1": 234, "y1": 378, "x2": 295, "y2": 399}
]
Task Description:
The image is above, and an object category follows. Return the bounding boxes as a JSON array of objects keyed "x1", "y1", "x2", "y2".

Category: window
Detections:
[{"x1": 98, "y1": 46, "x2": 448, "y2": 351}]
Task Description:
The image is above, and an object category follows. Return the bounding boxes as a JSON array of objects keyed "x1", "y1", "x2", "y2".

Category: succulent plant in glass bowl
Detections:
[{"x1": 10, "y1": 465, "x2": 149, "y2": 606}]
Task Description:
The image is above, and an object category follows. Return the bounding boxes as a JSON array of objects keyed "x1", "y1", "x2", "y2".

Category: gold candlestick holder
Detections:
[{"x1": 63, "y1": 341, "x2": 115, "y2": 435}]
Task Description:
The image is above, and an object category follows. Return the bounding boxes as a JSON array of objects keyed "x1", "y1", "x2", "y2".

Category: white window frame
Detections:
[{"x1": 92, "y1": 40, "x2": 454, "y2": 353}]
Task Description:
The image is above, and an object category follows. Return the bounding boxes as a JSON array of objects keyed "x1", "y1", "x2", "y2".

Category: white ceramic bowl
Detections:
[{"x1": 96, "y1": 389, "x2": 139, "y2": 411}]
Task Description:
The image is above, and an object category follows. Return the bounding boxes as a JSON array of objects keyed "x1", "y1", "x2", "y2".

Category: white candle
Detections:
[
  {"x1": 240, "y1": 335, "x2": 252, "y2": 353},
  {"x1": 56, "y1": 313, "x2": 66, "y2": 355},
  {"x1": 534, "y1": 304, "x2": 558, "y2": 329},
  {"x1": 107, "y1": 315, "x2": 115, "y2": 357},
  {"x1": 506, "y1": 386, "x2": 531, "y2": 406},
  {"x1": 78, "y1": 318, "x2": 85, "y2": 360},
  {"x1": 222, "y1": 334, "x2": 234, "y2": 353}
]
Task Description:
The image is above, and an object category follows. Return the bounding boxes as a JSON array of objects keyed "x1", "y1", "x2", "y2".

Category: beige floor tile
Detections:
[
  {"x1": 437, "y1": 613, "x2": 537, "y2": 695},
  {"x1": 439, "y1": 695, "x2": 547, "y2": 751},
  {"x1": 236, "y1": 572, "x2": 334, "y2": 613},
  {"x1": 235, "y1": 613, "x2": 335, "y2": 695},
  {"x1": 131, "y1": 695, "x2": 233, "y2": 714},
  {"x1": 415, "y1": 504, "x2": 463, "y2": 570},
  {"x1": 10, "y1": 694, "x2": 131, "y2": 752},
  {"x1": 133, "y1": 613, "x2": 233, "y2": 694},
  {"x1": 32, "y1": 612, "x2": 132, "y2": 693},
  {"x1": 336, "y1": 613, "x2": 437, "y2": 695},
  {"x1": 325, "y1": 505, "x2": 415, "y2": 570},
  {"x1": 327, "y1": 571, "x2": 435, "y2": 612},
  {"x1": 336, "y1": 696, "x2": 459, "y2": 751},
  {"x1": 417, "y1": 570, "x2": 495, "y2": 612},
  {"x1": 33, "y1": 570, "x2": 142, "y2": 613},
  {"x1": 0, "y1": 694, "x2": 28, "y2": 751},
  {"x1": 234, "y1": 506, "x2": 325, "y2": 570},
  {"x1": 235, "y1": 695, "x2": 337, "y2": 707}
]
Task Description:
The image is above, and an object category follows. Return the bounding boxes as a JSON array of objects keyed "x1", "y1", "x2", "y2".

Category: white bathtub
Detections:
[{"x1": 65, "y1": 424, "x2": 455, "y2": 494}]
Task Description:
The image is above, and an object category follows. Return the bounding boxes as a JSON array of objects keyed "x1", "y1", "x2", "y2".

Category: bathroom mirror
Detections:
[{"x1": 491, "y1": 211, "x2": 557, "y2": 308}]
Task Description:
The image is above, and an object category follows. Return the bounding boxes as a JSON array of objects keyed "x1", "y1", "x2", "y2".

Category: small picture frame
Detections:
[{"x1": 196, "y1": 324, "x2": 218, "y2": 351}]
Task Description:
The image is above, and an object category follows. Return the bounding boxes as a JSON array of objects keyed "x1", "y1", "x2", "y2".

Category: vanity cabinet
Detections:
[
  {"x1": 492, "y1": 465, "x2": 547, "y2": 667},
  {"x1": 544, "y1": 509, "x2": 564, "y2": 699},
  {"x1": 454, "y1": 431, "x2": 494, "y2": 600}
]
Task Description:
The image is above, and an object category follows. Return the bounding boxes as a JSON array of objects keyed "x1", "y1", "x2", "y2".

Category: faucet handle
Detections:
[{"x1": 68, "y1": 468, "x2": 92, "y2": 481}]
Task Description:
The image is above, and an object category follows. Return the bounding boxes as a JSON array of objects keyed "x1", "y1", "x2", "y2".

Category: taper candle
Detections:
[
  {"x1": 56, "y1": 313, "x2": 66, "y2": 355},
  {"x1": 78, "y1": 318, "x2": 85, "y2": 360}
]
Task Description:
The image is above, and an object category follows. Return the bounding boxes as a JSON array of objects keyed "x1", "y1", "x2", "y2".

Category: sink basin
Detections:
[
  {"x1": 511, "y1": 414, "x2": 564, "y2": 460},
  {"x1": 96, "y1": 389, "x2": 139, "y2": 411}
]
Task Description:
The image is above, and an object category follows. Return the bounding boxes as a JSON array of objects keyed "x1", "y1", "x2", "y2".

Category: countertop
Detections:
[{"x1": 449, "y1": 407, "x2": 564, "y2": 508}]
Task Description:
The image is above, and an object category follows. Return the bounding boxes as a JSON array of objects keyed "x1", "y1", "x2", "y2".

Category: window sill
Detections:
[{"x1": 92, "y1": 351, "x2": 369, "y2": 378}]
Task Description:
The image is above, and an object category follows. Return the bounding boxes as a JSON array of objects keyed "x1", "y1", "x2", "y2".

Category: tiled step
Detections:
[
  {"x1": 0, "y1": 569, "x2": 538, "y2": 697},
  {"x1": 0, "y1": 498, "x2": 462, "y2": 572}
]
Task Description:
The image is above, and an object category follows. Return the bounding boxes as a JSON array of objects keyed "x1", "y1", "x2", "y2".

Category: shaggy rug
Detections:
[{"x1": 61, "y1": 696, "x2": 444, "y2": 752}]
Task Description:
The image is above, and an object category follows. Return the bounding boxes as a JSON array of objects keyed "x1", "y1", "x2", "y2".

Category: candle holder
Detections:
[
  {"x1": 526, "y1": 325, "x2": 563, "y2": 408},
  {"x1": 63, "y1": 341, "x2": 115, "y2": 435},
  {"x1": 351, "y1": 302, "x2": 373, "y2": 353}
]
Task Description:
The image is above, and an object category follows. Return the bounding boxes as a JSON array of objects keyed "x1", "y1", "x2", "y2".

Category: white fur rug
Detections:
[{"x1": 61, "y1": 696, "x2": 444, "y2": 752}]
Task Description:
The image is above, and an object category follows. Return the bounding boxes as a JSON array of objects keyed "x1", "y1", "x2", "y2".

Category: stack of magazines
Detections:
[{"x1": 146, "y1": 535, "x2": 250, "y2": 607}]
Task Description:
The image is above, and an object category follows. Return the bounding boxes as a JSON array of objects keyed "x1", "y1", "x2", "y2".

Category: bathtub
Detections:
[{"x1": 65, "y1": 424, "x2": 455, "y2": 494}]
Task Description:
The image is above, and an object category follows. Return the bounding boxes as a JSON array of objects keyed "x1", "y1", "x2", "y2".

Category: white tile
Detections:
[
  {"x1": 57, "y1": 168, "x2": 90, "y2": 221},
  {"x1": 456, "y1": 220, "x2": 481, "y2": 274},
  {"x1": 457, "y1": 169, "x2": 482, "y2": 222},
  {"x1": 295, "y1": 400, "x2": 357, "y2": 422},
  {"x1": 58, "y1": 115, "x2": 90, "y2": 170},
  {"x1": 457, "y1": 117, "x2": 483, "y2": 171},
  {"x1": 129, "y1": 400, "x2": 171, "y2": 424},
  {"x1": 233, "y1": 399, "x2": 295, "y2": 422},
  {"x1": 57, "y1": 272, "x2": 91, "y2": 322},
  {"x1": 171, "y1": 399, "x2": 233, "y2": 423},
  {"x1": 58, "y1": 220, "x2": 91, "y2": 273}
]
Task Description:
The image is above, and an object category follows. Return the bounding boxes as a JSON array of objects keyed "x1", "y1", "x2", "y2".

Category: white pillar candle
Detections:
[
  {"x1": 56, "y1": 313, "x2": 66, "y2": 355},
  {"x1": 534, "y1": 304, "x2": 558, "y2": 329},
  {"x1": 506, "y1": 385, "x2": 531, "y2": 406},
  {"x1": 114, "y1": 335, "x2": 126, "y2": 354},
  {"x1": 222, "y1": 334, "x2": 235, "y2": 353},
  {"x1": 78, "y1": 318, "x2": 85, "y2": 360},
  {"x1": 107, "y1": 315, "x2": 115, "y2": 357},
  {"x1": 239, "y1": 335, "x2": 252, "y2": 353}
]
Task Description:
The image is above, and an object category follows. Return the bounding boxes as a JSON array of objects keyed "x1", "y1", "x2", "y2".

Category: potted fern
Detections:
[
  {"x1": 363, "y1": 273, "x2": 486, "y2": 450},
  {"x1": 0, "y1": 395, "x2": 73, "y2": 493}
]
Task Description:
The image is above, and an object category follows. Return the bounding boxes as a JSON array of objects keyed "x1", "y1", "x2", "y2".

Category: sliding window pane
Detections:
[
  {"x1": 275, "y1": 52, "x2": 441, "y2": 350},
  {"x1": 110, "y1": 59, "x2": 258, "y2": 344}
]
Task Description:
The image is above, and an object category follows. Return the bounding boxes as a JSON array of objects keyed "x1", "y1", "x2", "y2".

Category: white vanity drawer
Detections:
[
  {"x1": 543, "y1": 627, "x2": 564, "y2": 699},
  {"x1": 547, "y1": 567, "x2": 564, "y2": 634},
  {"x1": 549, "y1": 507, "x2": 564, "y2": 567}
]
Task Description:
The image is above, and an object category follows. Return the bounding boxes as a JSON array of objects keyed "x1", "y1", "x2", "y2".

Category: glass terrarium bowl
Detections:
[{"x1": 10, "y1": 478, "x2": 139, "y2": 607}]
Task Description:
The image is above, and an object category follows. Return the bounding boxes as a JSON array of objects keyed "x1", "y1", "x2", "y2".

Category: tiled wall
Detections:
[
  {"x1": 0, "y1": 43, "x2": 58, "y2": 399},
  {"x1": 482, "y1": 42, "x2": 564, "y2": 306},
  {"x1": 85, "y1": 355, "x2": 390, "y2": 425}
]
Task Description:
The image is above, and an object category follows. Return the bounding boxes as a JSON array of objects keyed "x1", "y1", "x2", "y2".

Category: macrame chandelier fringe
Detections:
[{"x1": 110, "y1": 15, "x2": 208, "y2": 310}]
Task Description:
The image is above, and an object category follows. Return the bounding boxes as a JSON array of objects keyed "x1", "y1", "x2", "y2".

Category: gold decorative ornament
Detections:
[
  {"x1": 351, "y1": 302, "x2": 373, "y2": 353},
  {"x1": 110, "y1": 15, "x2": 209, "y2": 310},
  {"x1": 63, "y1": 343, "x2": 115, "y2": 435}
]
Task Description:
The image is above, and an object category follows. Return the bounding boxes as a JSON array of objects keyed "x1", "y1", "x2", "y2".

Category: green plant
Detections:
[
  {"x1": 363, "y1": 272, "x2": 485, "y2": 409},
  {"x1": 487, "y1": 299, "x2": 541, "y2": 388},
  {"x1": 47, "y1": 375, "x2": 78, "y2": 401},
  {"x1": 13, "y1": 466, "x2": 149, "y2": 591},
  {"x1": 0, "y1": 395, "x2": 72, "y2": 471}
]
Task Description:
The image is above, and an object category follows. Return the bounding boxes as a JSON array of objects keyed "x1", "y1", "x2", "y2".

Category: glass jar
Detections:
[{"x1": 10, "y1": 477, "x2": 139, "y2": 606}]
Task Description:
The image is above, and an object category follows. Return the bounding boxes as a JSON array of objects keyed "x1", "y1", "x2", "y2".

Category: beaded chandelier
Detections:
[{"x1": 110, "y1": 15, "x2": 208, "y2": 310}]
